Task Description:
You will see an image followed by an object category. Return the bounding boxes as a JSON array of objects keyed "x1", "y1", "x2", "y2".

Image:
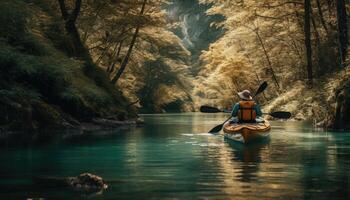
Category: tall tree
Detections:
[
  {"x1": 304, "y1": 0, "x2": 313, "y2": 86},
  {"x1": 336, "y1": 0, "x2": 348, "y2": 67},
  {"x1": 316, "y1": 0, "x2": 328, "y2": 34},
  {"x1": 58, "y1": 0, "x2": 92, "y2": 63},
  {"x1": 253, "y1": 27, "x2": 280, "y2": 89},
  {"x1": 111, "y1": 0, "x2": 147, "y2": 84}
]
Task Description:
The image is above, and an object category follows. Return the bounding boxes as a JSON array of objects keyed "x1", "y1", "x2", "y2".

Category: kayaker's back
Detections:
[
  {"x1": 237, "y1": 100, "x2": 257, "y2": 123},
  {"x1": 231, "y1": 100, "x2": 263, "y2": 123}
]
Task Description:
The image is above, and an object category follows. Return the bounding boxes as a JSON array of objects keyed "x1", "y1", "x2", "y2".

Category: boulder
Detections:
[{"x1": 68, "y1": 173, "x2": 108, "y2": 193}]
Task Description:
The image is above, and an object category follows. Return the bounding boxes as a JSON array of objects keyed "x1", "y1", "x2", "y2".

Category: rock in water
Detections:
[{"x1": 68, "y1": 173, "x2": 108, "y2": 193}]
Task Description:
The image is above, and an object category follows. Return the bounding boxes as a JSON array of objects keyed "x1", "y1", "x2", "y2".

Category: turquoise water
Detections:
[{"x1": 0, "y1": 113, "x2": 349, "y2": 199}]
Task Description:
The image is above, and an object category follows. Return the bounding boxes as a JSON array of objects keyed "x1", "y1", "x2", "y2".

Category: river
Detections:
[{"x1": 0, "y1": 113, "x2": 349, "y2": 199}]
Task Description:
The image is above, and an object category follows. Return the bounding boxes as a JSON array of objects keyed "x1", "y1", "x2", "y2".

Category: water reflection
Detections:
[{"x1": 227, "y1": 139, "x2": 270, "y2": 182}]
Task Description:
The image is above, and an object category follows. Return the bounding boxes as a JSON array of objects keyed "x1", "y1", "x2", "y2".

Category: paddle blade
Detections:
[
  {"x1": 209, "y1": 124, "x2": 224, "y2": 133},
  {"x1": 269, "y1": 111, "x2": 291, "y2": 119},
  {"x1": 255, "y1": 81, "x2": 268, "y2": 97},
  {"x1": 200, "y1": 106, "x2": 222, "y2": 113}
]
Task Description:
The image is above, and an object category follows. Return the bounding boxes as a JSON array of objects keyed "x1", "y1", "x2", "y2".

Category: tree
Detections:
[
  {"x1": 336, "y1": 0, "x2": 348, "y2": 67},
  {"x1": 304, "y1": 0, "x2": 313, "y2": 86},
  {"x1": 76, "y1": 0, "x2": 193, "y2": 112},
  {"x1": 57, "y1": 0, "x2": 92, "y2": 63},
  {"x1": 111, "y1": 0, "x2": 147, "y2": 84}
]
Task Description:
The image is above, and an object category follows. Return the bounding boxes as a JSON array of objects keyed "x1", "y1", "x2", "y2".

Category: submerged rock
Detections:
[{"x1": 68, "y1": 173, "x2": 108, "y2": 193}]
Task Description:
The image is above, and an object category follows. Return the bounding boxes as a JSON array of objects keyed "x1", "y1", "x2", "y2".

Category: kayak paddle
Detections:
[
  {"x1": 201, "y1": 105, "x2": 291, "y2": 119},
  {"x1": 206, "y1": 81, "x2": 268, "y2": 134},
  {"x1": 264, "y1": 111, "x2": 291, "y2": 119},
  {"x1": 200, "y1": 106, "x2": 223, "y2": 113}
]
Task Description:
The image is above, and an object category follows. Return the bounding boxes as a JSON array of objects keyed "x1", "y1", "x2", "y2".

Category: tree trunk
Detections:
[
  {"x1": 107, "y1": 26, "x2": 129, "y2": 74},
  {"x1": 239, "y1": 42, "x2": 268, "y2": 101},
  {"x1": 336, "y1": 0, "x2": 348, "y2": 67},
  {"x1": 316, "y1": 0, "x2": 328, "y2": 34},
  {"x1": 111, "y1": 26, "x2": 140, "y2": 84},
  {"x1": 311, "y1": 5, "x2": 321, "y2": 74},
  {"x1": 58, "y1": 0, "x2": 92, "y2": 63},
  {"x1": 304, "y1": 0, "x2": 313, "y2": 86},
  {"x1": 255, "y1": 29, "x2": 280, "y2": 89},
  {"x1": 107, "y1": 40, "x2": 124, "y2": 74},
  {"x1": 111, "y1": 0, "x2": 147, "y2": 84}
]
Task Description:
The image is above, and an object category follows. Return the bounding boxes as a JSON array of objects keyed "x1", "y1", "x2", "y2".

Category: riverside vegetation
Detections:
[{"x1": 0, "y1": 0, "x2": 137, "y2": 132}]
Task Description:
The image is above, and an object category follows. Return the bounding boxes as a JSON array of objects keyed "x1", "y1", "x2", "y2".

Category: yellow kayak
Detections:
[{"x1": 223, "y1": 121, "x2": 271, "y2": 144}]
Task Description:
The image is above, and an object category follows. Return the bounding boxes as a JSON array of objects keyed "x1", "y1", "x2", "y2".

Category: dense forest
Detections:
[
  {"x1": 1, "y1": 0, "x2": 350, "y2": 131},
  {"x1": 193, "y1": 0, "x2": 350, "y2": 130}
]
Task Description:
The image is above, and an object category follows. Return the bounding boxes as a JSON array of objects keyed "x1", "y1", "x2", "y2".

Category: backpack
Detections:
[{"x1": 238, "y1": 101, "x2": 256, "y2": 122}]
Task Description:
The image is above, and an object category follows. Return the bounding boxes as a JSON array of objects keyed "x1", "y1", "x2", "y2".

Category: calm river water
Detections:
[{"x1": 0, "y1": 113, "x2": 349, "y2": 199}]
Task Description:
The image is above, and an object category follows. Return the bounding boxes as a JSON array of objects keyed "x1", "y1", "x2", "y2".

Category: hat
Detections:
[{"x1": 237, "y1": 90, "x2": 253, "y2": 100}]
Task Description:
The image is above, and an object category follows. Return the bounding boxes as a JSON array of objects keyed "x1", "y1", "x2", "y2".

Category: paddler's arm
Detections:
[
  {"x1": 254, "y1": 104, "x2": 263, "y2": 117},
  {"x1": 231, "y1": 103, "x2": 240, "y2": 117}
]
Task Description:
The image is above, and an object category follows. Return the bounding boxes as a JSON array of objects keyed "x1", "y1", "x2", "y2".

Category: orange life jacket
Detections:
[{"x1": 238, "y1": 101, "x2": 256, "y2": 122}]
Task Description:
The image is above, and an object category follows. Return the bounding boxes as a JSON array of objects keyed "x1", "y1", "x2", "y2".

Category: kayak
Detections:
[{"x1": 223, "y1": 121, "x2": 271, "y2": 144}]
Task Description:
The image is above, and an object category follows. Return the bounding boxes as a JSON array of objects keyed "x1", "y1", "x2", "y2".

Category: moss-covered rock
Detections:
[{"x1": 68, "y1": 173, "x2": 108, "y2": 194}]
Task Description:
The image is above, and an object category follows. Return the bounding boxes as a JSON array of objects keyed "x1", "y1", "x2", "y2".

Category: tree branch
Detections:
[
  {"x1": 58, "y1": 0, "x2": 68, "y2": 20},
  {"x1": 255, "y1": 12, "x2": 294, "y2": 20},
  {"x1": 262, "y1": 1, "x2": 303, "y2": 8}
]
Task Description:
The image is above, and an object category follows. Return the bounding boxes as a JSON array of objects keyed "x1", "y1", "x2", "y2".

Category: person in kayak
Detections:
[{"x1": 230, "y1": 90, "x2": 264, "y2": 123}]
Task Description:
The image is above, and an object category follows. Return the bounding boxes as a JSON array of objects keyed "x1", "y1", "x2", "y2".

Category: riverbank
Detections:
[
  {"x1": 263, "y1": 67, "x2": 350, "y2": 130},
  {"x1": 0, "y1": 0, "x2": 138, "y2": 133},
  {"x1": 0, "y1": 117, "x2": 144, "y2": 140}
]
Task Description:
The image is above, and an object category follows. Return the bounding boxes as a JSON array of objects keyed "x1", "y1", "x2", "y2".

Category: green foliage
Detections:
[
  {"x1": 0, "y1": 0, "x2": 27, "y2": 42},
  {"x1": 31, "y1": 100, "x2": 62, "y2": 128},
  {"x1": 137, "y1": 58, "x2": 191, "y2": 113},
  {"x1": 0, "y1": 0, "x2": 137, "y2": 130},
  {"x1": 0, "y1": 46, "x2": 20, "y2": 83},
  {"x1": 0, "y1": 0, "x2": 47, "y2": 56},
  {"x1": 0, "y1": 43, "x2": 71, "y2": 100},
  {"x1": 17, "y1": 35, "x2": 48, "y2": 56},
  {"x1": 0, "y1": 87, "x2": 41, "y2": 130}
]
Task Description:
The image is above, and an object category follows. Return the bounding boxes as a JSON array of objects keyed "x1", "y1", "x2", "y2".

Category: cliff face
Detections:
[
  {"x1": 0, "y1": 0, "x2": 136, "y2": 132},
  {"x1": 165, "y1": 0, "x2": 224, "y2": 74}
]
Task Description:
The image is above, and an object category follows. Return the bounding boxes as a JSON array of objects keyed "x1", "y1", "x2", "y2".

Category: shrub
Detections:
[{"x1": 0, "y1": 1, "x2": 27, "y2": 42}]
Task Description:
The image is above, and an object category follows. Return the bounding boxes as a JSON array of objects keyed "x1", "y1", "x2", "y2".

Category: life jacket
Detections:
[{"x1": 238, "y1": 101, "x2": 256, "y2": 122}]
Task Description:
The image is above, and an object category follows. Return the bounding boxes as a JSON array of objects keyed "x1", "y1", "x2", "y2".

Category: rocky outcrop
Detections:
[{"x1": 332, "y1": 83, "x2": 350, "y2": 130}]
